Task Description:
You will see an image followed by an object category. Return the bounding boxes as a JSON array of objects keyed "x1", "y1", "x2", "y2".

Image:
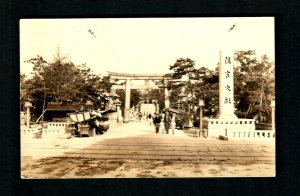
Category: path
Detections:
[{"x1": 21, "y1": 121, "x2": 275, "y2": 178}]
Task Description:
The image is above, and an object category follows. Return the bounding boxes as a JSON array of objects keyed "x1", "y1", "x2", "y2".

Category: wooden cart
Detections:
[{"x1": 69, "y1": 111, "x2": 95, "y2": 137}]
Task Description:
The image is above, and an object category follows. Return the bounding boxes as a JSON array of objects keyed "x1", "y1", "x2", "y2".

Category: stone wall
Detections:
[
  {"x1": 204, "y1": 118, "x2": 255, "y2": 138},
  {"x1": 203, "y1": 118, "x2": 275, "y2": 140},
  {"x1": 47, "y1": 122, "x2": 71, "y2": 129}
]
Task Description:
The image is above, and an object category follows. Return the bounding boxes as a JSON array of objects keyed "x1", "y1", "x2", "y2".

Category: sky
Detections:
[{"x1": 20, "y1": 17, "x2": 274, "y2": 77}]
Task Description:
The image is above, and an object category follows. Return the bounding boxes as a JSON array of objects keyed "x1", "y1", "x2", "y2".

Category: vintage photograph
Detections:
[{"x1": 20, "y1": 17, "x2": 275, "y2": 178}]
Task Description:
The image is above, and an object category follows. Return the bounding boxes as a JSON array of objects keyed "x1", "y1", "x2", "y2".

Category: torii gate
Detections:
[{"x1": 107, "y1": 71, "x2": 171, "y2": 123}]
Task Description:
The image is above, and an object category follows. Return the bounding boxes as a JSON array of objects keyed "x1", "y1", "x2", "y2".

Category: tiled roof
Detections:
[{"x1": 46, "y1": 102, "x2": 82, "y2": 111}]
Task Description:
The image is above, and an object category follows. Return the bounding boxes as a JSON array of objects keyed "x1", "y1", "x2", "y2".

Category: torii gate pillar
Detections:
[
  {"x1": 164, "y1": 80, "x2": 170, "y2": 109},
  {"x1": 124, "y1": 78, "x2": 131, "y2": 123}
]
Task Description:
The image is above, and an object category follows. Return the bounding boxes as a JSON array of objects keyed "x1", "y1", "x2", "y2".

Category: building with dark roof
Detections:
[{"x1": 44, "y1": 102, "x2": 83, "y2": 122}]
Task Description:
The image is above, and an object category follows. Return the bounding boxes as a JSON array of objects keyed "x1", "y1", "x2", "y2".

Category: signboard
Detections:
[{"x1": 219, "y1": 50, "x2": 237, "y2": 119}]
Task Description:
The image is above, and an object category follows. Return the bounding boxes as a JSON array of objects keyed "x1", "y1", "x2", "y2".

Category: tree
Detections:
[
  {"x1": 144, "y1": 89, "x2": 165, "y2": 110},
  {"x1": 169, "y1": 58, "x2": 197, "y2": 79},
  {"x1": 23, "y1": 55, "x2": 113, "y2": 119},
  {"x1": 167, "y1": 58, "x2": 197, "y2": 110},
  {"x1": 20, "y1": 73, "x2": 28, "y2": 102},
  {"x1": 136, "y1": 88, "x2": 165, "y2": 111},
  {"x1": 194, "y1": 67, "x2": 219, "y2": 117},
  {"x1": 167, "y1": 58, "x2": 219, "y2": 117},
  {"x1": 166, "y1": 52, "x2": 275, "y2": 123},
  {"x1": 234, "y1": 51, "x2": 275, "y2": 122},
  {"x1": 23, "y1": 56, "x2": 49, "y2": 120},
  {"x1": 116, "y1": 89, "x2": 141, "y2": 109}
]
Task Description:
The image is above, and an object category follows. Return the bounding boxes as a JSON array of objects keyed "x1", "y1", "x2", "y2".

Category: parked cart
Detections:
[{"x1": 68, "y1": 110, "x2": 96, "y2": 137}]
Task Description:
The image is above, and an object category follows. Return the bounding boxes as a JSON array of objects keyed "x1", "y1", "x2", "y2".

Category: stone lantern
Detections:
[
  {"x1": 24, "y1": 99, "x2": 33, "y2": 129},
  {"x1": 115, "y1": 100, "x2": 122, "y2": 122},
  {"x1": 197, "y1": 99, "x2": 205, "y2": 138}
]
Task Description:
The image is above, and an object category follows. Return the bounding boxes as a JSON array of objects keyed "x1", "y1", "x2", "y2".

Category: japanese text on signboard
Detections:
[{"x1": 224, "y1": 56, "x2": 232, "y2": 104}]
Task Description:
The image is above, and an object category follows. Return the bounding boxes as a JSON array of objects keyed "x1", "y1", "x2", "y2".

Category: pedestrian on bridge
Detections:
[
  {"x1": 148, "y1": 113, "x2": 152, "y2": 125},
  {"x1": 153, "y1": 113, "x2": 161, "y2": 134},
  {"x1": 138, "y1": 112, "x2": 143, "y2": 122},
  {"x1": 163, "y1": 110, "x2": 171, "y2": 134}
]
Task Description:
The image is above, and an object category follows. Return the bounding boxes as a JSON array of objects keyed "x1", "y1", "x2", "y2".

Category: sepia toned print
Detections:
[{"x1": 20, "y1": 18, "x2": 275, "y2": 178}]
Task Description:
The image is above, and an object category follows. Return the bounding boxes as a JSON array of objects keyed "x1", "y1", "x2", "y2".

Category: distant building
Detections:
[
  {"x1": 43, "y1": 102, "x2": 83, "y2": 122},
  {"x1": 139, "y1": 99, "x2": 157, "y2": 114}
]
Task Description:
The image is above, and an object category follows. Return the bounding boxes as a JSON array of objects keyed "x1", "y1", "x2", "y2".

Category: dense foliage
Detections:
[
  {"x1": 20, "y1": 55, "x2": 113, "y2": 120},
  {"x1": 234, "y1": 51, "x2": 275, "y2": 122},
  {"x1": 167, "y1": 51, "x2": 275, "y2": 123},
  {"x1": 21, "y1": 50, "x2": 275, "y2": 123},
  {"x1": 116, "y1": 89, "x2": 141, "y2": 109},
  {"x1": 166, "y1": 58, "x2": 219, "y2": 117}
]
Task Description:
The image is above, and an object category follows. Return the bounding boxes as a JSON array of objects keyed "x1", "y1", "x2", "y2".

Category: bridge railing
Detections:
[
  {"x1": 20, "y1": 128, "x2": 66, "y2": 137},
  {"x1": 47, "y1": 122, "x2": 71, "y2": 128},
  {"x1": 230, "y1": 130, "x2": 275, "y2": 139},
  {"x1": 203, "y1": 119, "x2": 275, "y2": 140}
]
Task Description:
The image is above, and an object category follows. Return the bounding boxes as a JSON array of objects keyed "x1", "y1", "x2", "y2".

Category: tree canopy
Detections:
[
  {"x1": 167, "y1": 52, "x2": 275, "y2": 122},
  {"x1": 21, "y1": 50, "x2": 275, "y2": 123},
  {"x1": 234, "y1": 51, "x2": 275, "y2": 121},
  {"x1": 116, "y1": 89, "x2": 141, "y2": 109},
  {"x1": 167, "y1": 58, "x2": 219, "y2": 117},
  {"x1": 21, "y1": 55, "x2": 113, "y2": 120}
]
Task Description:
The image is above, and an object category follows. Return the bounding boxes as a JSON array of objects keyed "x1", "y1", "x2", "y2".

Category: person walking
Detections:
[
  {"x1": 148, "y1": 113, "x2": 152, "y2": 125},
  {"x1": 138, "y1": 112, "x2": 143, "y2": 122},
  {"x1": 153, "y1": 113, "x2": 161, "y2": 134},
  {"x1": 163, "y1": 111, "x2": 171, "y2": 134},
  {"x1": 160, "y1": 113, "x2": 165, "y2": 134}
]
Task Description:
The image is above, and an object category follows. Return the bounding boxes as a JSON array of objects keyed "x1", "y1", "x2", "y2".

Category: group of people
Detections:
[
  {"x1": 135, "y1": 111, "x2": 154, "y2": 123},
  {"x1": 152, "y1": 111, "x2": 176, "y2": 135},
  {"x1": 132, "y1": 110, "x2": 178, "y2": 134}
]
